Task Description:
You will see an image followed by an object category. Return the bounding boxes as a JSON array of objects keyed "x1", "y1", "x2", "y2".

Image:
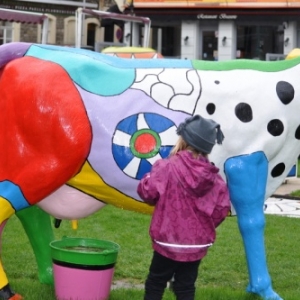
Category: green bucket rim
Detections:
[{"x1": 50, "y1": 237, "x2": 120, "y2": 266}]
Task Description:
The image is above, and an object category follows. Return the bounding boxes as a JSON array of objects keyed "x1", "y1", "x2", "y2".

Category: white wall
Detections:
[
  {"x1": 180, "y1": 20, "x2": 236, "y2": 61},
  {"x1": 284, "y1": 21, "x2": 297, "y2": 55},
  {"x1": 217, "y1": 20, "x2": 236, "y2": 61},
  {"x1": 181, "y1": 21, "x2": 198, "y2": 59}
]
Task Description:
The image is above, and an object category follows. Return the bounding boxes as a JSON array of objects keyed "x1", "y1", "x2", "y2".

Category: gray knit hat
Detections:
[{"x1": 176, "y1": 115, "x2": 224, "y2": 154}]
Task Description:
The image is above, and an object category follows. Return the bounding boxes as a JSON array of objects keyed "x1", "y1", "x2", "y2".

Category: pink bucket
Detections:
[{"x1": 50, "y1": 237, "x2": 120, "y2": 300}]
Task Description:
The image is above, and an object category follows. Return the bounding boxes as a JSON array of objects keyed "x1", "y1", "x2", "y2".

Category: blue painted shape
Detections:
[
  {"x1": 112, "y1": 113, "x2": 176, "y2": 179},
  {"x1": 137, "y1": 159, "x2": 152, "y2": 179},
  {"x1": 224, "y1": 152, "x2": 281, "y2": 300},
  {"x1": 33, "y1": 44, "x2": 193, "y2": 69},
  {"x1": 26, "y1": 45, "x2": 135, "y2": 96},
  {"x1": 159, "y1": 146, "x2": 173, "y2": 158},
  {"x1": 116, "y1": 114, "x2": 138, "y2": 135},
  {"x1": 0, "y1": 180, "x2": 29, "y2": 211},
  {"x1": 25, "y1": 44, "x2": 193, "y2": 97},
  {"x1": 112, "y1": 144, "x2": 135, "y2": 170},
  {"x1": 287, "y1": 164, "x2": 297, "y2": 177},
  {"x1": 224, "y1": 151, "x2": 268, "y2": 213},
  {"x1": 144, "y1": 113, "x2": 174, "y2": 133}
]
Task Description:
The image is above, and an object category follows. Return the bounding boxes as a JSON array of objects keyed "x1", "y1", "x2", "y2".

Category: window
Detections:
[
  {"x1": 0, "y1": 21, "x2": 13, "y2": 45},
  {"x1": 151, "y1": 26, "x2": 181, "y2": 58},
  {"x1": 64, "y1": 16, "x2": 100, "y2": 49},
  {"x1": 85, "y1": 18, "x2": 100, "y2": 49},
  {"x1": 236, "y1": 25, "x2": 284, "y2": 60}
]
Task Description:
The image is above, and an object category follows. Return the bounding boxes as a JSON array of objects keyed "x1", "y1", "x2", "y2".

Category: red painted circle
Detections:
[{"x1": 135, "y1": 133, "x2": 156, "y2": 154}]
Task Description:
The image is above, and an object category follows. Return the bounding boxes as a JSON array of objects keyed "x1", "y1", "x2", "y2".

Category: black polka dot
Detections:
[
  {"x1": 276, "y1": 81, "x2": 294, "y2": 105},
  {"x1": 206, "y1": 103, "x2": 215, "y2": 115},
  {"x1": 235, "y1": 103, "x2": 252, "y2": 122},
  {"x1": 215, "y1": 80, "x2": 220, "y2": 84},
  {"x1": 267, "y1": 119, "x2": 284, "y2": 136},
  {"x1": 295, "y1": 125, "x2": 300, "y2": 140},
  {"x1": 271, "y1": 163, "x2": 285, "y2": 177}
]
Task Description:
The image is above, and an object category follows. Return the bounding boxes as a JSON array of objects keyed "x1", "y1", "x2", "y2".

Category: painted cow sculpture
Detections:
[{"x1": 0, "y1": 42, "x2": 299, "y2": 300}]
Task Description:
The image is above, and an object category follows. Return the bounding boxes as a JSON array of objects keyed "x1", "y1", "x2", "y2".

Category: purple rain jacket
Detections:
[{"x1": 137, "y1": 150, "x2": 231, "y2": 262}]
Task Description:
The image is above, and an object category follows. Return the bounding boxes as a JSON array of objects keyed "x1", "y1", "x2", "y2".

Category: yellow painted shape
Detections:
[
  {"x1": 102, "y1": 46, "x2": 157, "y2": 54},
  {"x1": 0, "y1": 262, "x2": 8, "y2": 289},
  {"x1": 0, "y1": 197, "x2": 14, "y2": 224},
  {"x1": 71, "y1": 220, "x2": 78, "y2": 230},
  {"x1": 286, "y1": 48, "x2": 300, "y2": 60},
  {"x1": 0, "y1": 197, "x2": 14, "y2": 288},
  {"x1": 67, "y1": 161, "x2": 154, "y2": 215}
]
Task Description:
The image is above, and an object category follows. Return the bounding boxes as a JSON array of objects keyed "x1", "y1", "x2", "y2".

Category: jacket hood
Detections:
[{"x1": 171, "y1": 150, "x2": 219, "y2": 196}]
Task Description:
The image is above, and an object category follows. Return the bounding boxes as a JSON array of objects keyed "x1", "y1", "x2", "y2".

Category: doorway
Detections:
[{"x1": 202, "y1": 31, "x2": 218, "y2": 61}]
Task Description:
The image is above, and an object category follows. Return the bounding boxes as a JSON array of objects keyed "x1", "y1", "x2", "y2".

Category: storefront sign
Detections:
[
  {"x1": 197, "y1": 14, "x2": 238, "y2": 20},
  {"x1": 0, "y1": 0, "x2": 97, "y2": 15}
]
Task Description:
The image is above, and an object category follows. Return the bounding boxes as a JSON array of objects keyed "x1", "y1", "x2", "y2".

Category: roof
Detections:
[{"x1": 0, "y1": 8, "x2": 47, "y2": 24}]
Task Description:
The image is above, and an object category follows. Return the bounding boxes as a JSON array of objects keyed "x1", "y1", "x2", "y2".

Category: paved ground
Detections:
[
  {"x1": 265, "y1": 177, "x2": 300, "y2": 217},
  {"x1": 273, "y1": 176, "x2": 300, "y2": 196}
]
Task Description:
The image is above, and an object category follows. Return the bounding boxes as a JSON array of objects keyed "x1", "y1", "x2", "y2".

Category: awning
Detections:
[{"x1": 0, "y1": 8, "x2": 47, "y2": 24}]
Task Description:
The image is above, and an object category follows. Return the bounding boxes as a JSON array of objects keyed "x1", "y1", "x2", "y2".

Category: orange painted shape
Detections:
[
  {"x1": 102, "y1": 46, "x2": 163, "y2": 59},
  {"x1": 9, "y1": 294, "x2": 23, "y2": 300}
]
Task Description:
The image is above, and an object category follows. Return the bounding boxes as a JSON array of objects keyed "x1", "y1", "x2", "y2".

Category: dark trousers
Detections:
[{"x1": 144, "y1": 251, "x2": 201, "y2": 300}]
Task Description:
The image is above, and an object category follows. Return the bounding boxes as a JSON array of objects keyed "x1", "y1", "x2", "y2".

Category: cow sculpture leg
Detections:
[
  {"x1": 16, "y1": 207, "x2": 54, "y2": 285},
  {"x1": 0, "y1": 201, "x2": 53, "y2": 299},
  {"x1": 225, "y1": 152, "x2": 282, "y2": 300}
]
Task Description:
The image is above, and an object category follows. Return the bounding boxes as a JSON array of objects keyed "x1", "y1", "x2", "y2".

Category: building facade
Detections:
[
  {"x1": 129, "y1": 2, "x2": 300, "y2": 60},
  {"x1": 0, "y1": 0, "x2": 104, "y2": 47},
  {"x1": 1, "y1": 0, "x2": 300, "y2": 61}
]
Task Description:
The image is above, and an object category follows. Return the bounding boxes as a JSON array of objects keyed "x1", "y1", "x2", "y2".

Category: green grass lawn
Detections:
[
  {"x1": 1, "y1": 205, "x2": 300, "y2": 299},
  {"x1": 3, "y1": 161, "x2": 300, "y2": 299}
]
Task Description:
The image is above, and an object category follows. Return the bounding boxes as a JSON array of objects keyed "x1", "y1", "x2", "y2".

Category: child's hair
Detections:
[{"x1": 170, "y1": 136, "x2": 207, "y2": 158}]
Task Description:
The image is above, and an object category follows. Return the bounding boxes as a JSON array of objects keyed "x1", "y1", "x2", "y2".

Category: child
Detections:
[{"x1": 137, "y1": 114, "x2": 231, "y2": 300}]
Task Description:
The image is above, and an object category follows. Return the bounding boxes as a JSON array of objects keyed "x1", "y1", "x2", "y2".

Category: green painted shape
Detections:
[
  {"x1": 192, "y1": 56, "x2": 300, "y2": 72},
  {"x1": 130, "y1": 129, "x2": 161, "y2": 159},
  {"x1": 16, "y1": 206, "x2": 54, "y2": 285},
  {"x1": 50, "y1": 237, "x2": 120, "y2": 266}
]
